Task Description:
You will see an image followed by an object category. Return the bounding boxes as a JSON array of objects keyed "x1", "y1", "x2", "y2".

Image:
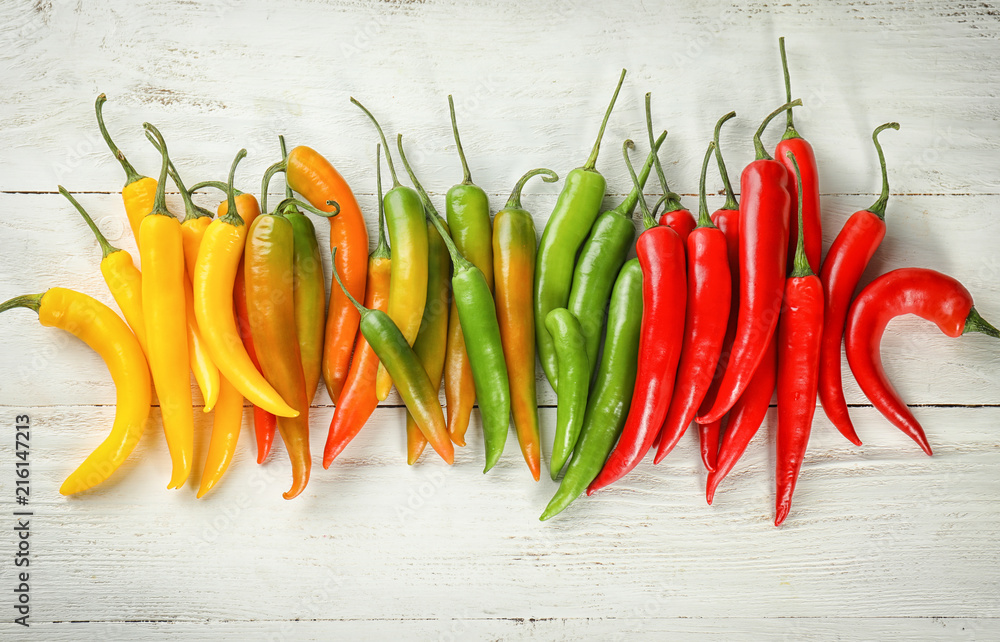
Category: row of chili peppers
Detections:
[{"x1": 2, "y1": 39, "x2": 996, "y2": 523}]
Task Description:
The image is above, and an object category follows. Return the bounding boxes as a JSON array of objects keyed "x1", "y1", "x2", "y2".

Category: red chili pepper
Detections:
[
  {"x1": 775, "y1": 37, "x2": 822, "y2": 274},
  {"x1": 653, "y1": 140, "x2": 731, "y2": 466},
  {"x1": 846, "y1": 268, "x2": 1000, "y2": 455},
  {"x1": 697, "y1": 99, "x2": 800, "y2": 426},
  {"x1": 774, "y1": 151, "x2": 824, "y2": 526},
  {"x1": 818, "y1": 123, "x2": 900, "y2": 446},
  {"x1": 657, "y1": 205, "x2": 695, "y2": 243},
  {"x1": 587, "y1": 138, "x2": 686, "y2": 494}
]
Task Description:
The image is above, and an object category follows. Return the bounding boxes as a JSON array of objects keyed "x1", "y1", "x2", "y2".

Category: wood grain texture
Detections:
[{"x1": 0, "y1": 0, "x2": 998, "y2": 638}]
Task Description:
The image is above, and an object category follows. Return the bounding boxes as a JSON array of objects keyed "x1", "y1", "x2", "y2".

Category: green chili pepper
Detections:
[
  {"x1": 534, "y1": 69, "x2": 627, "y2": 392},
  {"x1": 546, "y1": 307, "x2": 589, "y2": 479},
  {"x1": 397, "y1": 134, "x2": 512, "y2": 473},
  {"x1": 567, "y1": 131, "x2": 664, "y2": 374},
  {"x1": 330, "y1": 246, "x2": 455, "y2": 465},
  {"x1": 541, "y1": 259, "x2": 643, "y2": 520}
]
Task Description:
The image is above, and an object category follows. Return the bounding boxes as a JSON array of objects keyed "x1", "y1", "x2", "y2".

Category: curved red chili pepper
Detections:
[
  {"x1": 818, "y1": 123, "x2": 900, "y2": 446},
  {"x1": 587, "y1": 138, "x2": 686, "y2": 495},
  {"x1": 845, "y1": 267, "x2": 1000, "y2": 455},
  {"x1": 653, "y1": 141, "x2": 731, "y2": 466},
  {"x1": 235, "y1": 243, "x2": 276, "y2": 464},
  {"x1": 697, "y1": 99, "x2": 800, "y2": 426},
  {"x1": 657, "y1": 206, "x2": 695, "y2": 243}
]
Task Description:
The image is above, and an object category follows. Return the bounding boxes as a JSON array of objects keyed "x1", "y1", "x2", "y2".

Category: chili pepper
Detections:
[
  {"x1": 696, "y1": 111, "x2": 740, "y2": 473},
  {"x1": 196, "y1": 376, "x2": 243, "y2": 498},
  {"x1": 192, "y1": 150, "x2": 298, "y2": 418},
  {"x1": 774, "y1": 151, "x2": 824, "y2": 526},
  {"x1": 697, "y1": 99, "x2": 801, "y2": 425},
  {"x1": 1, "y1": 288, "x2": 151, "y2": 495},
  {"x1": 324, "y1": 146, "x2": 393, "y2": 467},
  {"x1": 261, "y1": 140, "x2": 367, "y2": 405},
  {"x1": 331, "y1": 246, "x2": 454, "y2": 464},
  {"x1": 398, "y1": 134, "x2": 511, "y2": 472},
  {"x1": 169, "y1": 161, "x2": 216, "y2": 282},
  {"x1": 493, "y1": 168, "x2": 558, "y2": 481},
  {"x1": 535, "y1": 69, "x2": 626, "y2": 392},
  {"x1": 546, "y1": 308, "x2": 589, "y2": 478},
  {"x1": 655, "y1": 201, "x2": 696, "y2": 244},
  {"x1": 542, "y1": 258, "x2": 642, "y2": 519},
  {"x1": 138, "y1": 124, "x2": 194, "y2": 489},
  {"x1": 95, "y1": 94, "x2": 156, "y2": 242},
  {"x1": 443, "y1": 95, "x2": 494, "y2": 446},
  {"x1": 776, "y1": 38, "x2": 822, "y2": 274},
  {"x1": 59, "y1": 187, "x2": 148, "y2": 355},
  {"x1": 846, "y1": 268, "x2": 1000, "y2": 455},
  {"x1": 818, "y1": 123, "x2": 900, "y2": 446},
  {"x1": 644, "y1": 93, "x2": 693, "y2": 234},
  {"x1": 587, "y1": 139, "x2": 686, "y2": 494},
  {"x1": 567, "y1": 130, "x2": 665, "y2": 374},
  {"x1": 406, "y1": 219, "x2": 451, "y2": 464},
  {"x1": 352, "y1": 98, "x2": 429, "y2": 401},
  {"x1": 653, "y1": 140, "x2": 732, "y2": 466}
]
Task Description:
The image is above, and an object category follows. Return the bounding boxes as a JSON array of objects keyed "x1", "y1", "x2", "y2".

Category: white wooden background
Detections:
[{"x1": 0, "y1": 0, "x2": 998, "y2": 639}]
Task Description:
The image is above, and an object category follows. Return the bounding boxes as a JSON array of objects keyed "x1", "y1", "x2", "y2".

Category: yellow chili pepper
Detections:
[
  {"x1": 139, "y1": 123, "x2": 194, "y2": 489},
  {"x1": 1, "y1": 288, "x2": 151, "y2": 495},
  {"x1": 197, "y1": 375, "x2": 243, "y2": 498},
  {"x1": 95, "y1": 93, "x2": 156, "y2": 243}
]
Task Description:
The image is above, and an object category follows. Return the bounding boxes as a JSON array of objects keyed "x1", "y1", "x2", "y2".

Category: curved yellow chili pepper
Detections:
[
  {"x1": 0, "y1": 288, "x2": 151, "y2": 495},
  {"x1": 197, "y1": 375, "x2": 243, "y2": 498},
  {"x1": 192, "y1": 149, "x2": 298, "y2": 418},
  {"x1": 140, "y1": 123, "x2": 194, "y2": 489}
]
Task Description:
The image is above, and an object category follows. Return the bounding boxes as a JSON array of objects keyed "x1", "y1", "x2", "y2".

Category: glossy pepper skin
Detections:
[
  {"x1": 567, "y1": 130, "x2": 664, "y2": 374},
  {"x1": 1, "y1": 288, "x2": 151, "y2": 496},
  {"x1": 324, "y1": 149, "x2": 393, "y2": 467},
  {"x1": 542, "y1": 259, "x2": 642, "y2": 520},
  {"x1": 698, "y1": 100, "x2": 801, "y2": 425},
  {"x1": 654, "y1": 141, "x2": 732, "y2": 466},
  {"x1": 493, "y1": 169, "x2": 558, "y2": 480},
  {"x1": 197, "y1": 376, "x2": 243, "y2": 498},
  {"x1": 546, "y1": 308, "x2": 590, "y2": 479},
  {"x1": 774, "y1": 152, "x2": 825, "y2": 527},
  {"x1": 846, "y1": 268, "x2": 1000, "y2": 455},
  {"x1": 398, "y1": 136, "x2": 511, "y2": 472},
  {"x1": 352, "y1": 98, "x2": 429, "y2": 401},
  {"x1": 588, "y1": 139, "x2": 686, "y2": 494},
  {"x1": 331, "y1": 247, "x2": 455, "y2": 465},
  {"x1": 535, "y1": 70, "x2": 626, "y2": 392},
  {"x1": 443, "y1": 96, "x2": 493, "y2": 446},
  {"x1": 818, "y1": 123, "x2": 900, "y2": 446}
]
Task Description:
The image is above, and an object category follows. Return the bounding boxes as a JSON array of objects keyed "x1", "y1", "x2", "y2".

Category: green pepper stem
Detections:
[
  {"x1": 786, "y1": 151, "x2": 812, "y2": 278},
  {"x1": 965, "y1": 307, "x2": 1000, "y2": 338},
  {"x1": 448, "y1": 95, "x2": 474, "y2": 185},
  {"x1": 623, "y1": 139, "x2": 657, "y2": 231},
  {"x1": 0, "y1": 293, "x2": 43, "y2": 315},
  {"x1": 645, "y1": 93, "x2": 683, "y2": 213},
  {"x1": 616, "y1": 130, "x2": 667, "y2": 218},
  {"x1": 373, "y1": 144, "x2": 390, "y2": 260},
  {"x1": 754, "y1": 99, "x2": 802, "y2": 160},
  {"x1": 351, "y1": 97, "x2": 402, "y2": 188},
  {"x1": 59, "y1": 186, "x2": 120, "y2": 259},
  {"x1": 260, "y1": 159, "x2": 287, "y2": 216},
  {"x1": 696, "y1": 141, "x2": 717, "y2": 229},
  {"x1": 778, "y1": 37, "x2": 800, "y2": 141},
  {"x1": 95, "y1": 94, "x2": 145, "y2": 189},
  {"x1": 142, "y1": 123, "x2": 172, "y2": 217},
  {"x1": 274, "y1": 197, "x2": 339, "y2": 219},
  {"x1": 582, "y1": 68, "x2": 626, "y2": 172},
  {"x1": 867, "y1": 122, "x2": 901, "y2": 219},
  {"x1": 279, "y1": 136, "x2": 294, "y2": 200},
  {"x1": 505, "y1": 168, "x2": 558, "y2": 210},
  {"x1": 223, "y1": 148, "x2": 247, "y2": 227},
  {"x1": 145, "y1": 134, "x2": 213, "y2": 223},
  {"x1": 330, "y1": 246, "x2": 366, "y2": 313},
  {"x1": 396, "y1": 133, "x2": 474, "y2": 271},
  {"x1": 190, "y1": 180, "x2": 244, "y2": 196},
  {"x1": 713, "y1": 111, "x2": 739, "y2": 211}
]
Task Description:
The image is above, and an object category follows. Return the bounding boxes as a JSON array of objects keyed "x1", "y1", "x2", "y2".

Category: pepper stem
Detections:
[
  {"x1": 623, "y1": 139, "x2": 658, "y2": 231},
  {"x1": 582, "y1": 68, "x2": 626, "y2": 172},
  {"x1": 965, "y1": 307, "x2": 1000, "y2": 338},
  {"x1": 505, "y1": 168, "x2": 559, "y2": 210},
  {"x1": 779, "y1": 37, "x2": 800, "y2": 141},
  {"x1": 142, "y1": 123, "x2": 172, "y2": 217},
  {"x1": 260, "y1": 159, "x2": 287, "y2": 217},
  {"x1": 330, "y1": 246, "x2": 366, "y2": 313},
  {"x1": 867, "y1": 122, "x2": 901, "y2": 219},
  {"x1": 372, "y1": 144, "x2": 390, "y2": 260},
  {"x1": 279, "y1": 136, "x2": 294, "y2": 200},
  {"x1": 0, "y1": 293, "x2": 43, "y2": 315},
  {"x1": 786, "y1": 151, "x2": 812, "y2": 277},
  {"x1": 59, "y1": 186, "x2": 120, "y2": 259},
  {"x1": 713, "y1": 111, "x2": 739, "y2": 210},
  {"x1": 145, "y1": 135, "x2": 213, "y2": 223},
  {"x1": 95, "y1": 94, "x2": 146, "y2": 188},
  {"x1": 351, "y1": 97, "x2": 402, "y2": 188},
  {"x1": 223, "y1": 149, "x2": 248, "y2": 226},
  {"x1": 754, "y1": 99, "x2": 802, "y2": 160},
  {"x1": 616, "y1": 130, "x2": 667, "y2": 218},
  {"x1": 645, "y1": 93, "x2": 683, "y2": 212},
  {"x1": 696, "y1": 141, "x2": 717, "y2": 228},
  {"x1": 273, "y1": 197, "x2": 339, "y2": 219},
  {"x1": 448, "y1": 95, "x2": 473, "y2": 185},
  {"x1": 190, "y1": 180, "x2": 244, "y2": 196}
]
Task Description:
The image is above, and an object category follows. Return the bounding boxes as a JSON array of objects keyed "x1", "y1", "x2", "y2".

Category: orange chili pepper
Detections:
[{"x1": 197, "y1": 375, "x2": 243, "y2": 498}]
